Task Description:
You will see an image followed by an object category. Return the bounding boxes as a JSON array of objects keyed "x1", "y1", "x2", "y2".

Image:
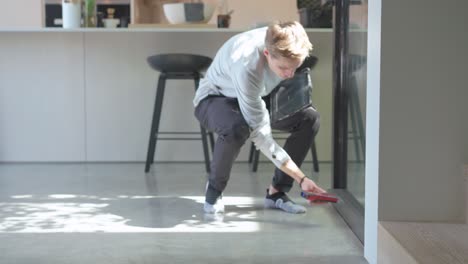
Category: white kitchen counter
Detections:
[{"x1": 0, "y1": 29, "x2": 343, "y2": 162}]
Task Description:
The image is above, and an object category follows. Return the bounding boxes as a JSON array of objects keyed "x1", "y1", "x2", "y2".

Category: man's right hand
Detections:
[{"x1": 301, "y1": 177, "x2": 326, "y2": 194}]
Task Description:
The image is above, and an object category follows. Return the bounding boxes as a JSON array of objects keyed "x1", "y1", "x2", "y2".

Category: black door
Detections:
[{"x1": 332, "y1": 0, "x2": 368, "y2": 243}]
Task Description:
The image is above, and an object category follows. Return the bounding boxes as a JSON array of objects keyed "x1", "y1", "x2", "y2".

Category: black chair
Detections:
[
  {"x1": 248, "y1": 55, "x2": 320, "y2": 173},
  {"x1": 145, "y1": 53, "x2": 214, "y2": 173}
]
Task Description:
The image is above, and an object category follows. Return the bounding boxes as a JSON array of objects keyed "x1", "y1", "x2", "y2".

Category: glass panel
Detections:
[{"x1": 346, "y1": 0, "x2": 368, "y2": 206}]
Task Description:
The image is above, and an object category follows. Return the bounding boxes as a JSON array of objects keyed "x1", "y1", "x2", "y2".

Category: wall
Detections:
[
  {"x1": 0, "y1": 31, "x2": 333, "y2": 162},
  {"x1": 364, "y1": 0, "x2": 381, "y2": 262},
  {"x1": 218, "y1": 0, "x2": 299, "y2": 29},
  {"x1": 0, "y1": 0, "x2": 43, "y2": 28},
  {"x1": 0, "y1": 33, "x2": 86, "y2": 161},
  {"x1": 365, "y1": 0, "x2": 468, "y2": 262},
  {"x1": 377, "y1": 0, "x2": 468, "y2": 223},
  {"x1": 0, "y1": 0, "x2": 335, "y2": 162}
]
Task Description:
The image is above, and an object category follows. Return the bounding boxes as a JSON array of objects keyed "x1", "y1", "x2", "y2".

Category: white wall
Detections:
[
  {"x1": 366, "y1": 0, "x2": 468, "y2": 262},
  {"x1": 377, "y1": 0, "x2": 468, "y2": 223},
  {"x1": 0, "y1": 33, "x2": 86, "y2": 161},
  {"x1": 365, "y1": 0, "x2": 468, "y2": 262},
  {"x1": 0, "y1": 0, "x2": 43, "y2": 28},
  {"x1": 0, "y1": 0, "x2": 334, "y2": 162}
]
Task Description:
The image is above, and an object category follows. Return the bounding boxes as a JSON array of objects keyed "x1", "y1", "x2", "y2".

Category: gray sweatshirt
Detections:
[{"x1": 193, "y1": 27, "x2": 291, "y2": 168}]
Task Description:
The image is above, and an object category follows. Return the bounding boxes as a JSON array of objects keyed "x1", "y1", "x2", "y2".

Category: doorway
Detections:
[{"x1": 331, "y1": 0, "x2": 368, "y2": 243}]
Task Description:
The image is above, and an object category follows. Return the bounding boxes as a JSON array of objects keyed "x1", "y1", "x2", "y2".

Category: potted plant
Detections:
[{"x1": 83, "y1": 0, "x2": 97, "y2": 27}]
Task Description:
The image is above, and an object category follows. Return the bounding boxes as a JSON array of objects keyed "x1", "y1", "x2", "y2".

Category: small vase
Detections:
[{"x1": 62, "y1": 0, "x2": 81, "y2": 28}]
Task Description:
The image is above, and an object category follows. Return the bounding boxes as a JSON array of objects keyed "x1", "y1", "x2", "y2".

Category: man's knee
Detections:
[
  {"x1": 231, "y1": 122, "x2": 250, "y2": 143},
  {"x1": 302, "y1": 107, "x2": 320, "y2": 134},
  {"x1": 221, "y1": 119, "x2": 250, "y2": 144}
]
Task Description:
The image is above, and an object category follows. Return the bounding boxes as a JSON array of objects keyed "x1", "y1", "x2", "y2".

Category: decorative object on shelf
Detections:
[
  {"x1": 103, "y1": 19, "x2": 120, "y2": 28},
  {"x1": 62, "y1": 0, "x2": 81, "y2": 28},
  {"x1": 103, "y1": 8, "x2": 120, "y2": 28},
  {"x1": 83, "y1": 0, "x2": 97, "y2": 27},
  {"x1": 216, "y1": 0, "x2": 232, "y2": 28},
  {"x1": 107, "y1": 7, "x2": 116, "y2": 19},
  {"x1": 217, "y1": 10, "x2": 233, "y2": 28},
  {"x1": 163, "y1": 0, "x2": 215, "y2": 24},
  {"x1": 297, "y1": 0, "x2": 332, "y2": 28}
]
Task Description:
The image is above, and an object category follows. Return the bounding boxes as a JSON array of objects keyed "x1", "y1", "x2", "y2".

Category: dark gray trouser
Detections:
[{"x1": 194, "y1": 96, "x2": 320, "y2": 193}]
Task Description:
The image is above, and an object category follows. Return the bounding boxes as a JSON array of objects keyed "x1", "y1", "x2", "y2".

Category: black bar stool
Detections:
[
  {"x1": 248, "y1": 55, "x2": 320, "y2": 173},
  {"x1": 145, "y1": 53, "x2": 214, "y2": 173}
]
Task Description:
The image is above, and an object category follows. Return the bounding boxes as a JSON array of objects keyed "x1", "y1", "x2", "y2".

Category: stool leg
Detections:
[
  {"x1": 349, "y1": 91, "x2": 361, "y2": 162},
  {"x1": 311, "y1": 140, "x2": 319, "y2": 173},
  {"x1": 248, "y1": 142, "x2": 255, "y2": 163},
  {"x1": 200, "y1": 127, "x2": 211, "y2": 173},
  {"x1": 252, "y1": 149, "x2": 260, "y2": 172},
  {"x1": 351, "y1": 75, "x2": 366, "y2": 160},
  {"x1": 194, "y1": 74, "x2": 211, "y2": 173},
  {"x1": 145, "y1": 74, "x2": 166, "y2": 172}
]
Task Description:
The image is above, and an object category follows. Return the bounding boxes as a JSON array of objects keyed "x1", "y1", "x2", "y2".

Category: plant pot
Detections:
[{"x1": 62, "y1": 0, "x2": 81, "y2": 28}]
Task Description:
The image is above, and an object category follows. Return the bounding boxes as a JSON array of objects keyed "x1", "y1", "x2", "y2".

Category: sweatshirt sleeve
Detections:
[{"x1": 231, "y1": 63, "x2": 291, "y2": 168}]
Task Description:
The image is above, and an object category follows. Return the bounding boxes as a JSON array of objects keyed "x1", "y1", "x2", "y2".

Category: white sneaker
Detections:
[
  {"x1": 204, "y1": 182, "x2": 224, "y2": 214},
  {"x1": 203, "y1": 198, "x2": 225, "y2": 214}
]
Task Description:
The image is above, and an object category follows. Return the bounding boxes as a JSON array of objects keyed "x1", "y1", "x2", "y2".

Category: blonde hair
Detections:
[{"x1": 265, "y1": 21, "x2": 313, "y2": 60}]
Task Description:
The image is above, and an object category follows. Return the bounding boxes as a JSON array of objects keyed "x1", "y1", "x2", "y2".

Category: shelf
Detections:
[
  {"x1": 0, "y1": 27, "x2": 334, "y2": 33},
  {"x1": 131, "y1": 0, "x2": 185, "y2": 24}
]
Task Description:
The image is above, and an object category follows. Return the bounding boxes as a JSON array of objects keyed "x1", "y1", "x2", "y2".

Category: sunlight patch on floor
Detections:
[{"x1": 0, "y1": 196, "x2": 261, "y2": 233}]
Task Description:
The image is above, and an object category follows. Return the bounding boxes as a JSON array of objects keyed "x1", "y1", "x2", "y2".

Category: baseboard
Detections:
[{"x1": 378, "y1": 222, "x2": 418, "y2": 264}]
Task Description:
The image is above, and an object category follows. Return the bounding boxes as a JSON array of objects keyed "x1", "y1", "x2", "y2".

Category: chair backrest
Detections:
[
  {"x1": 269, "y1": 67, "x2": 313, "y2": 123},
  {"x1": 296, "y1": 55, "x2": 318, "y2": 73}
]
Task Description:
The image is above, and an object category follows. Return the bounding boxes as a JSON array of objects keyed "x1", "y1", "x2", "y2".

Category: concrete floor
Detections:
[{"x1": 0, "y1": 162, "x2": 366, "y2": 264}]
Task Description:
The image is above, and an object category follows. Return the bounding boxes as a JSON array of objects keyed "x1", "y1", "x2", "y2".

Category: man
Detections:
[{"x1": 193, "y1": 21, "x2": 325, "y2": 214}]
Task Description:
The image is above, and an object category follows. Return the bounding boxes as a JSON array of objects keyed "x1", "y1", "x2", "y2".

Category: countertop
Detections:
[{"x1": 0, "y1": 27, "x2": 334, "y2": 33}]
